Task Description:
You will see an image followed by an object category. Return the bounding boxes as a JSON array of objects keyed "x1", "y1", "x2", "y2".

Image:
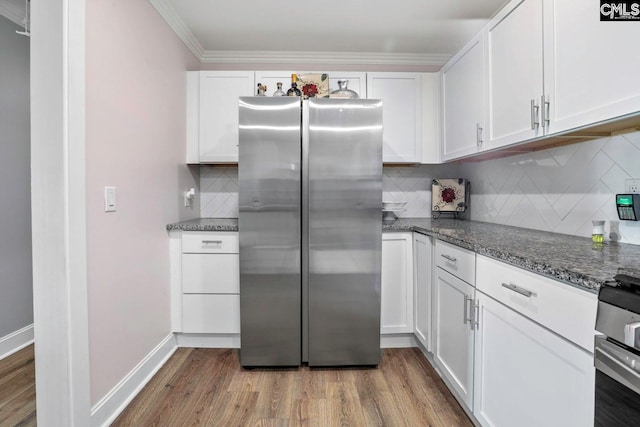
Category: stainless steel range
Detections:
[{"x1": 594, "y1": 272, "x2": 640, "y2": 426}]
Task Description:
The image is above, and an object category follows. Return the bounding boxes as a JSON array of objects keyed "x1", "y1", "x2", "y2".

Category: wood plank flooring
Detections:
[
  {"x1": 113, "y1": 348, "x2": 472, "y2": 427},
  {"x1": 0, "y1": 345, "x2": 36, "y2": 427}
]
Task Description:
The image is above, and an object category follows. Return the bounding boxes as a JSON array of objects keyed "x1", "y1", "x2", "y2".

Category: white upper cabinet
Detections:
[
  {"x1": 441, "y1": 33, "x2": 486, "y2": 161},
  {"x1": 367, "y1": 72, "x2": 423, "y2": 163},
  {"x1": 187, "y1": 71, "x2": 254, "y2": 163},
  {"x1": 485, "y1": 0, "x2": 544, "y2": 150},
  {"x1": 421, "y1": 73, "x2": 441, "y2": 164},
  {"x1": 543, "y1": 0, "x2": 640, "y2": 134},
  {"x1": 254, "y1": 71, "x2": 367, "y2": 98}
]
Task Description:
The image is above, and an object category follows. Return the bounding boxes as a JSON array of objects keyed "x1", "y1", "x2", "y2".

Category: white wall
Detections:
[
  {"x1": 0, "y1": 16, "x2": 33, "y2": 341},
  {"x1": 86, "y1": 0, "x2": 199, "y2": 404},
  {"x1": 460, "y1": 131, "x2": 640, "y2": 245}
]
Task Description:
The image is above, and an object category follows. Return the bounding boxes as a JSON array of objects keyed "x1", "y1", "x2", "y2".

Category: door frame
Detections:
[{"x1": 31, "y1": 0, "x2": 91, "y2": 425}]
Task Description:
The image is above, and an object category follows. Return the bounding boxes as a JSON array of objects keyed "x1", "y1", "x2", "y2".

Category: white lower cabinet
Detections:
[
  {"x1": 413, "y1": 232, "x2": 432, "y2": 351},
  {"x1": 381, "y1": 232, "x2": 414, "y2": 334},
  {"x1": 434, "y1": 268, "x2": 475, "y2": 408},
  {"x1": 182, "y1": 294, "x2": 240, "y2": 334},
  {"x1": 473, "y1": 291, "x2": 594, "y2": 427},
  {"x1": 177, "y1": 231, "x2": 241, "y2": 334}
]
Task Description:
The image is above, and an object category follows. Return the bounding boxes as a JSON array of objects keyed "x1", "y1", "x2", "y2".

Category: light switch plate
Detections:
[{"x1": 104, "y1": 186, "x2": 117, "y2": 212}]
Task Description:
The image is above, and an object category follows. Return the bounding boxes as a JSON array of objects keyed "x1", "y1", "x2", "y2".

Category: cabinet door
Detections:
[
  {"x1": 544, "y1": 0, "x2": 640, "y2": 135},
  {"x1": 413, "y1": 233, "x2": 432, "y2": 351},
  {"x1": 199, "y1": 71, "x2": 254, "y2": 163},
  {"x1": 434, "y1": 268, "x2": 475, "y2": 408},
  {"x1": 381, "y1": 233, "x2": 414, "y2": 334},
  {"x1": 441, "y1": 33, "x2": 485, "y2": 161},
  {"x1": 486, "y1": 0, "x2": 544, "y2": 150},
  {"x1": 473, "y1": 292, "x2": 594, "y2": 427},
  {"x1": 367, "y1": 73, "x2": 423, "y2": 163},
  {"x1": 182, "y1": 294, "x2": 241, "y2": 334}
]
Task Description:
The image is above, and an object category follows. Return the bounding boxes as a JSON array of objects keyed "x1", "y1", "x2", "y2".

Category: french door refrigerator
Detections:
[{"x1": 238, "y1": 96, "x2": 382, "y2": 367}]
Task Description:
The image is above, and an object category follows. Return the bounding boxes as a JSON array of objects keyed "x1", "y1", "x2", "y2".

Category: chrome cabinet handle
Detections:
[
  {"x1": 441, "y1": 254, "x2": 457, "y2": 263},
  {"x1": 530, "y1": 99, "x2": 540, "y2": 129},
  {"x1": 202, "y1": 240, "x2": 223, "y2": 246},
  {"x1": 464, "y1": 295, "x2": 473, "y2": 324},
  {"x1": 501, "y1": 282, "x2": 536, "y2": 298},
  {"x1": 472, "y1": 299, "x2": 480, "y2": 330},
  {"x1": 541, "y1": 95, "x2": 550, "y2": 128},
  {"x1": 476, "y1": 123, "x2": 483, "y2": 147}
]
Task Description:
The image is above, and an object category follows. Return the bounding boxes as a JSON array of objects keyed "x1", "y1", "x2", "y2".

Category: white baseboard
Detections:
[
  {"x1": 176, "y1": 333, "x2": 241, "y2": 348},
  {"x1": 0, "y1": 324, "x2": 34, "y2": 360},
  {"x1": 90, "y1": 334, "x2": 177, "y2": 427},
  {"x1": 175, "y1": 333, "x2": 417, "y2": 350},
  {"x1": 381, "y1": 333, "x2": 418, "y2": 348}
]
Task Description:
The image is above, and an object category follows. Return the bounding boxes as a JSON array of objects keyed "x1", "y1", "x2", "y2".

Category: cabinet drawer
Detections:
[
  {"x1": 476, "y1": 255, "x2": 597, "y2": 352},
  {"x1": 182, "y1": 294, "x2": 240, "y2": 334},
  {"x1": 435, "y1": 240, "x2": 476, "y2": 285},
  {"x1": 182, "y1": 254, "x2": 239, "y2": 294},
  {"x1": 182, "y1": 231, "x2": 238, "y2": 254}
]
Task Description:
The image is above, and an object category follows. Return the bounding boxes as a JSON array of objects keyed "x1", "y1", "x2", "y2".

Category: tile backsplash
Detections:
[
  {"x1": 200, "y1": 166, "x2": 239, "y2": 218},
  {"x1": 199, "y1": 130, "x2": 640, "y2": 246},
  {"x1": 459, "y1": 130, "x2": 640, "y2": 245},
  {"x1": 200, "y1": 164, "x2": 457, "y2": 219}
]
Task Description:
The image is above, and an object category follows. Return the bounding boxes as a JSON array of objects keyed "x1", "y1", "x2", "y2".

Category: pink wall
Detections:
[{"x1": 86, "y1": 0, "x2": 198, "y2": 404}]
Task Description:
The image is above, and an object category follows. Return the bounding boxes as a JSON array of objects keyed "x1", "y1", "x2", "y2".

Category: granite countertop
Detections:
[
  {"x1": 167, "y1": 217, "x2": 640, "y2": 293},
  {"x1": 166, "y1": 218, "x2": 239, "y2": 232}
]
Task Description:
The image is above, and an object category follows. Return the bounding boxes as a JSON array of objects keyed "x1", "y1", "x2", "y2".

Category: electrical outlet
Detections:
[{"x1": 626, "y1": 179, "x2": 640, "y2": 193}]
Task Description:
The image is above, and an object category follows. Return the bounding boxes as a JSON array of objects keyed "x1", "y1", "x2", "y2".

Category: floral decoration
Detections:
[{"x1": 302, "y1": 83, "x2": 318, "y2": 98}]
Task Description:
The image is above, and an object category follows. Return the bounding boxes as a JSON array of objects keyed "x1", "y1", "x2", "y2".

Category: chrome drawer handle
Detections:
[
  {"x1": 441, "y1": 254, "x2": 457, "y2": 263},
  {"x1": 501, "y1": 282, "x2": 536, "y2": 298},
  {"x1": 202, "y1": 240, "x2": 223, "y2": 246}
]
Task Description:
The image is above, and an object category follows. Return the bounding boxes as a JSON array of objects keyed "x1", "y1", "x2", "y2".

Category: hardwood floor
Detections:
[
  {"x1": 0, "y1": 345, "x2": 36, "y2": 427},
  {"x1": 114, "y1": 348, "x2": 472, "y2": 427}
]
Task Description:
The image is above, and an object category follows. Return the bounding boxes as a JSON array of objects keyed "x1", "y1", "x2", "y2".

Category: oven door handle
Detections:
[{"x1": 594, "y1": 336, "x2": 640, "y2": 395}]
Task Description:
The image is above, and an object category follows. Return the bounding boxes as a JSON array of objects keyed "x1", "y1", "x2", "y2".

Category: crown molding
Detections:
[
  {"x1": 200, "y1": 50, "x2": 451, "y2": 66},
  {"x1": 0, "y1": 0, "x2": 25, "y2": 27},
  {"x1": 148, "y1": 0, "x2": 204, "y2": 59}
]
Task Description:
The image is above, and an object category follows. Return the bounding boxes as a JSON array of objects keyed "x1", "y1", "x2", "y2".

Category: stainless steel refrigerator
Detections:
[{"x1": 238, "y1": 96, "x2": 382, "y2": 367}]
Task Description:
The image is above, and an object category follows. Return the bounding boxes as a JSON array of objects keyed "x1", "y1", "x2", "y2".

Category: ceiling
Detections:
[
  {"x1": 149, "y1": 0, "x2": 508, "y2": 67},
  {"x1": 0, "y1": 0, "x2": 27, "y2": 27}
]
